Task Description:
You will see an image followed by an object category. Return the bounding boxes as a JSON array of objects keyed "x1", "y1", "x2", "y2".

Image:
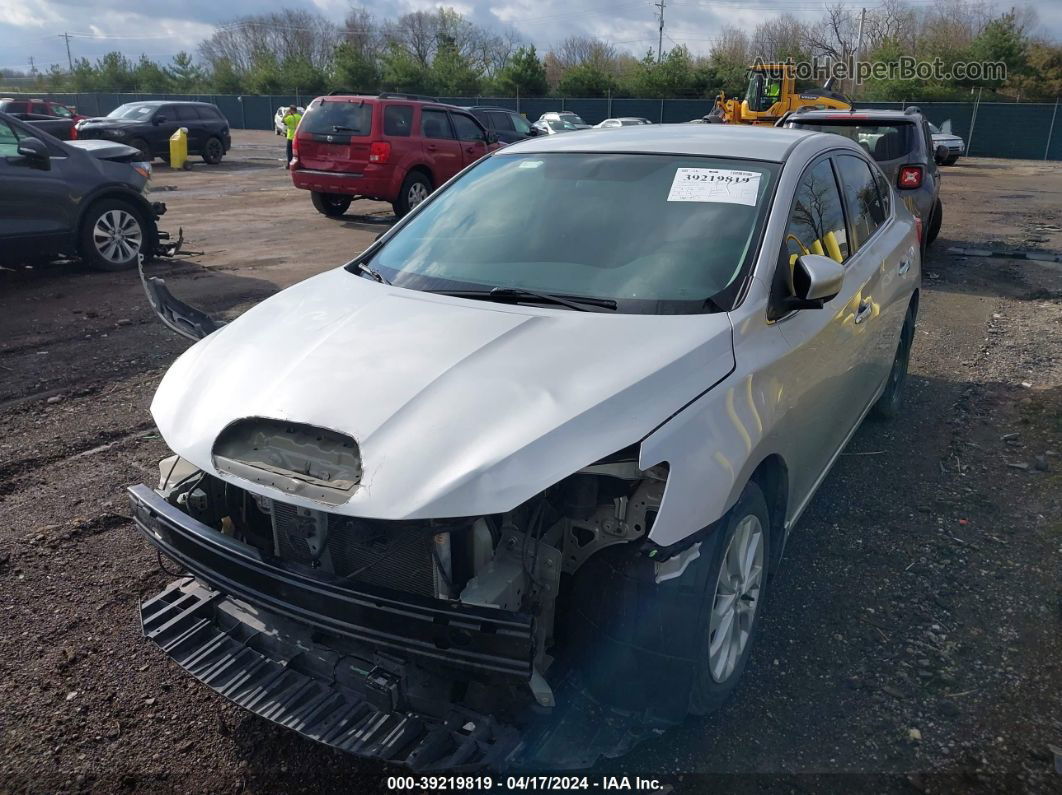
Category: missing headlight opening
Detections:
[{"x1": 136, "y1": 449, "x2": 667, "y2": 767}]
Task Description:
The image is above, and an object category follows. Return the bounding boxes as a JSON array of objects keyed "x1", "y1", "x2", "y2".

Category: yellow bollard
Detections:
[{"x1": 169, "y1": 127, "x2": 188, "y2": 170}]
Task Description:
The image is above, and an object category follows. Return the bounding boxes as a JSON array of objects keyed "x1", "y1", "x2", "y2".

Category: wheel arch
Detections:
[
  {"x1": 75, "y1": 187, "x2": 158, "y2": 255},
  {"x1": 747, "y1": 453, "x2": 789, "y2": 571}
]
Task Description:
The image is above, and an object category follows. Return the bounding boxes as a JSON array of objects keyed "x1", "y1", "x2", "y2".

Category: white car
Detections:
[
  {"x1": 133, "y1": 124, "x2": 921, "y2": 770},
  {"x1": 274, "y1": 105, "x2": 304, "y2": 136},
  {"x1": 929, "y1": 122, "x2": 965, "y2": 165},
  {"x1": 594, "y1": 117, "x2": 652, "y2": 128}
]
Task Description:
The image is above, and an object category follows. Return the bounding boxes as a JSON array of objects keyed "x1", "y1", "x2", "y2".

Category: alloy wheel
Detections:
[
  {"x1": 92, "y1": 209, "x2": 142, "y2": 264},
  {"x1": 708, "y1": 514, "x2": 765, "y2": 683},
  {"x1": 408, "y1": 182, "x2": 429, "y2": 208}
]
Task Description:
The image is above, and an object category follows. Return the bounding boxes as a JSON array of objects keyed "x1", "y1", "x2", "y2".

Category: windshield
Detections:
[
  {"x1": 560, "y1": 113, "x2": 587, "y2": 125},
  {"x1": 360, "y1": 153, "x2": 778, "y2": 314},
  {"x1": 929, "y1": 123, "x2": 941, "y2": 134},
  {"x1": 794, "y1": 121, "x2": 914, "y2": 162},
  {"x1": 107, "y1": 103, "x2": 156, "y2": 120},
  {"x1": 546, "y1": 119, "x2": 579, "y2": 131}
]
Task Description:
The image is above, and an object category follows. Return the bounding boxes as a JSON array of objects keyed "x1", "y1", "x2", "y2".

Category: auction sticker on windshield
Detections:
[{"x1": 666, "y1": 168, "x2": 761, "y2": 205}]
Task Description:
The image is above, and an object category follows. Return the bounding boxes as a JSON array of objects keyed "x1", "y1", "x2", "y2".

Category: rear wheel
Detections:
[
  {"x1": 311, "y1": 192, "x2": 352, "y2": 217},
  {"x1": 944, "y1": 156, "x2": 958, "y2": 165},
  {"x1": 392, "y1": 171, "x2": 432, "y2": 218},
  {"x1": 129, "y1": 138, "x2": 151, "y2": 161},
  {"x1": 871, "y1": 304, "x2": 916, "y2": 420},
  {"x1": 926, "y1": 198, "x2": 942, "y2": 246},
  {"x1": 201, "y1": 136, "x2": 224, "y2": 165},
  {"x1": 79, "y1": 199, "x2": 147, "y2": 272}
]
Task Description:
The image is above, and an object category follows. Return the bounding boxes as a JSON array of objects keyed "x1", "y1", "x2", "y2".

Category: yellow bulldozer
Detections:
[{"x1": 708, "y1": 61, "x2": 852, "y2": 126}]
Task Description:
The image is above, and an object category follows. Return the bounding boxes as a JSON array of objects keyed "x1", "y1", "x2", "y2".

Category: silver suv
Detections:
[{"x1": 783, "y1": 106, "x2": 943, "y2": 251}]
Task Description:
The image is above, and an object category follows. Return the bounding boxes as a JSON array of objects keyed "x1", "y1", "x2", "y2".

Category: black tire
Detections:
[
  {"x1": 687, "y1": 482, "x2": 771, "y2": 715},
  {"x1": 201, "y1": 136, "x2": 224, "y2": 165},
  {"x1": 78, "y1": 199, "x2": 148, "y2": 272},
  {"x1": 566, "y1": 481, "x2": 771, "y2": 722},
  {"x1": 944, "y1": 156, "x2": 958, "y2": 166},
  {"x1": 310, "y1": 192, "x2": 352, "y2": 217},
  {"x1": 871, "y1": 304, "x2": 916, "y2": 420},
  {"x1": 129, "y1": 137, "x2": 151, "y2": 161},
  {"x1": 925, "y1": 198, "x2": 942, "y2": 246},
  {"x1": 392, "y1": 171, "x2": 432, "y2": 218}
]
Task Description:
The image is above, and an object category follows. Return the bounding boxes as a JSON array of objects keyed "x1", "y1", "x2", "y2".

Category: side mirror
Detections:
[
  {"x1": 785, "y1": 254, "x2": 844, "y2": 310},
  {"x1": 484, "y1": 130, "x2": 498, "y2": 144},
  {"x1": 935, "y1": 144, "x2": 949, "y2": 164},
  {"x1": 16, "y1": 137, "x2": 50, "y2": 169},
  {"x1": 153, "y1": 114, "x2": 167, "y2": 125}
]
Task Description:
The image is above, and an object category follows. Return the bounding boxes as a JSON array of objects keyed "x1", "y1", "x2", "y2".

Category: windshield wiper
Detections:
[
  {"x1": 428, "y1": 287, "x2": 616, "y2": 312},
  {"x1": 352, "y1": 261, "x2": 389, "y2": 284}
]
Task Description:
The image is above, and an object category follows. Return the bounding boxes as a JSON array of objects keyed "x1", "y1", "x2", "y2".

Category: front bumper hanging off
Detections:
[{"x1": 129, "y1": 484, "x2": 669, "y2": 771}]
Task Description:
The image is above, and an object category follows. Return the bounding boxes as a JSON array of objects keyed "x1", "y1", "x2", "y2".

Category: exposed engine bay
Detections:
[{"x1": 137, "y1": 448, "x2": 670, "y2": 767}]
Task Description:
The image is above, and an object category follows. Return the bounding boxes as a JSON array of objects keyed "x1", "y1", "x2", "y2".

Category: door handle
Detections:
[
  {"x1": 898, "y1": 258, "x2": 911, "y2": 275},
  {"x1": 426, "y1": 144, "x2": 437, "y2": 151},
  {"x1": 854, "y1": 299, "x2": 872, "y2": 324}
]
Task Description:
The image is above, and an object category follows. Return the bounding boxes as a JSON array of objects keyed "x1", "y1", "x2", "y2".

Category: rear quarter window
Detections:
[
  {"x1": 383, "y1": 105, "x2": 413, "y2": 136},
  {"x1": 301, "y1": 101, "x2": 372, "y2": 136},
  {"x1": 1, "y1": 101, "x2": 29, "y2": 113}
]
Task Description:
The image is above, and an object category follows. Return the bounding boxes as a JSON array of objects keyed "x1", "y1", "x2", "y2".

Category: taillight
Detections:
[
  {"x1": 69, "y1": 123, "x2": 77, "y2": 140},
  {"x1": 914, "y1": 215, "x2": 923, "y2": 244},
  {"x1": 897, "y1": 165, "x2": 923, "y2": 189},
  {"x1": 369, "y1": 141, "x2": 391, "y2": 164}
]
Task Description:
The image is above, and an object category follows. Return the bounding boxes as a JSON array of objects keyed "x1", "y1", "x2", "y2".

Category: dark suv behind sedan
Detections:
[{"x1": 75, "y1": 101, "x2": 230, "y2": 164}]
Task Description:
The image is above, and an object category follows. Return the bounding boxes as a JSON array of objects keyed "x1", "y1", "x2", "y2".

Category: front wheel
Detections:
[
  {"x1": 687, "y1": 482, "x2": 771, "y2": 715},
  {"x1": 392, "y1": 171, "x2": 432, "y2": 218},
  {"x1": 310, "y1": 192, "x2": 352, "y2": 217},
  {"x1": 201, "y1": 136, "x2": 224, "y2": 165},
  {"x1": 871, "y1": 304, "x2": 916, "y2": 420},
  {"x1": 129, "y1": 138, "x2": 151, "y2": 162},
  {"x1": 79, "y1": 199, "x2": 147, "y2": 272}
]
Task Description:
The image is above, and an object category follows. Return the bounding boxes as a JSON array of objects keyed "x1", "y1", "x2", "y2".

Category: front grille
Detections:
[{"x1": 270, "y1": 501, "x2": 439, "y2": 597}]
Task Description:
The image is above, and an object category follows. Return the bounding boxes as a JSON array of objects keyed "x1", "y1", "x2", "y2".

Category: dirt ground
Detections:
[{"x1": 1, "y1": 131, "x2": 1060, "y2": 794}]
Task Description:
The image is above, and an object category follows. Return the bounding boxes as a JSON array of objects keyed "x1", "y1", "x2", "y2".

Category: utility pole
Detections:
[
  {"x1": 655, "y1": 0, "x2": 666, "y2": 64},
  {"x1": 60, "y1": 32, "x2": 73, "y2": 71},
  {"x1": 853, "y1": 7, "x2": 866, "y2": 99},
  {"x1": 28, "y1": 56, "x2": 36, "y2": 75}
]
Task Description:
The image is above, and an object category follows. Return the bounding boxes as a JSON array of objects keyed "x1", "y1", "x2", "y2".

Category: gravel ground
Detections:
[{"x1": 0, "y1": 137, "x2": 1059, "y2": 794}]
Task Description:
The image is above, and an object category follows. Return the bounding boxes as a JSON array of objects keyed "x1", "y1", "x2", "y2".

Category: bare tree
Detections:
[
  {"x1": 199, "y1": 9, "x2": 341, "y2": 73},
  {"x1": 751, "y1": 14, "x2": 809, "y2": 61}
]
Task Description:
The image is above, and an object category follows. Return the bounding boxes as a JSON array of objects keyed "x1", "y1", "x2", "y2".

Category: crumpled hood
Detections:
[{"x1": 152, "y1": 268, "x2": 735, "y2": 518}]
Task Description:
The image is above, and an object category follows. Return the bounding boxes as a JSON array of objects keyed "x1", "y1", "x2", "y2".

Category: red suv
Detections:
[
  {"x1": 0, "y1": 97, "x2": 85, "y2": 122},
  {"x1": 291, "y1": 93, "x2": 501, "y2": 218}
]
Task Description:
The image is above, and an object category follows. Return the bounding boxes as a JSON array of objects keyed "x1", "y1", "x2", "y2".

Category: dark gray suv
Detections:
[
  {"x1": 783, "y1": 107, "x2": 943, "y2": 249},
  {"x1": 0, "y1": 111, "x2": 166, "y2": 271}
]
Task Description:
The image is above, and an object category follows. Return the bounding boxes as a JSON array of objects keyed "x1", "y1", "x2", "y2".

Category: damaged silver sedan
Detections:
[{"x1": 130, "y1": 124, "x2": 921, "y2": 770}]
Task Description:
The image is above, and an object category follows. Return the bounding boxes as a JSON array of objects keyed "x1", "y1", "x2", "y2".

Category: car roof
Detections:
[
  {"x1": 117, "y1": 100, "x2": 214, "y2": 107},
  {"x1": 790, "y1": 108, "x2": 921, "y2": 122},
  {"x1": 501, "y1": 123, "x2": 819, "y2": 162},
  {"x1": 464, "y1": 106, "x2": 514, "y2": 112}
]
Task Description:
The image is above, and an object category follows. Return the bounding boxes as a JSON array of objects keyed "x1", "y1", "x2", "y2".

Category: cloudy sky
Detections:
[{"x1": 1, "y1": 0, "x2": 1059, "y2": 73}]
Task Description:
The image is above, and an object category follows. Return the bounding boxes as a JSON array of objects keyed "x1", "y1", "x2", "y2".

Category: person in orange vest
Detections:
[{"x1": 283, "y1": 105, "x2": 302, "y2": 169}]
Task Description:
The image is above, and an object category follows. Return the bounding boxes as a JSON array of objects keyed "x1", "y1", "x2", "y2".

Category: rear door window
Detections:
[
  {"x1": 195, "y1": 106, "x2": 221, "y2": 121},
  {"x1": 421, "y1": 109, "x2": 454, "y2": 139},
  {"x1": 487, "y1": 111, "x2": 515, "y2": 132},
  {"x1": 176, "y1": 106, "x2": 200, "y2": 122},
  {"x1": 450, "y1": 112, "x2": 484, "y2": 142},
  {"x1": 301, "y1": 101, "x2": 372, "y2": 137},
  {"x1": 834, "y1": 155, "x2": 888, "y2": 251},
  {"x1": 383, "y1": 105, "x2": 413, "y2": 136},
  {"x1": 1, "y1": 101, "x2": 29, "y2": 114}
]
